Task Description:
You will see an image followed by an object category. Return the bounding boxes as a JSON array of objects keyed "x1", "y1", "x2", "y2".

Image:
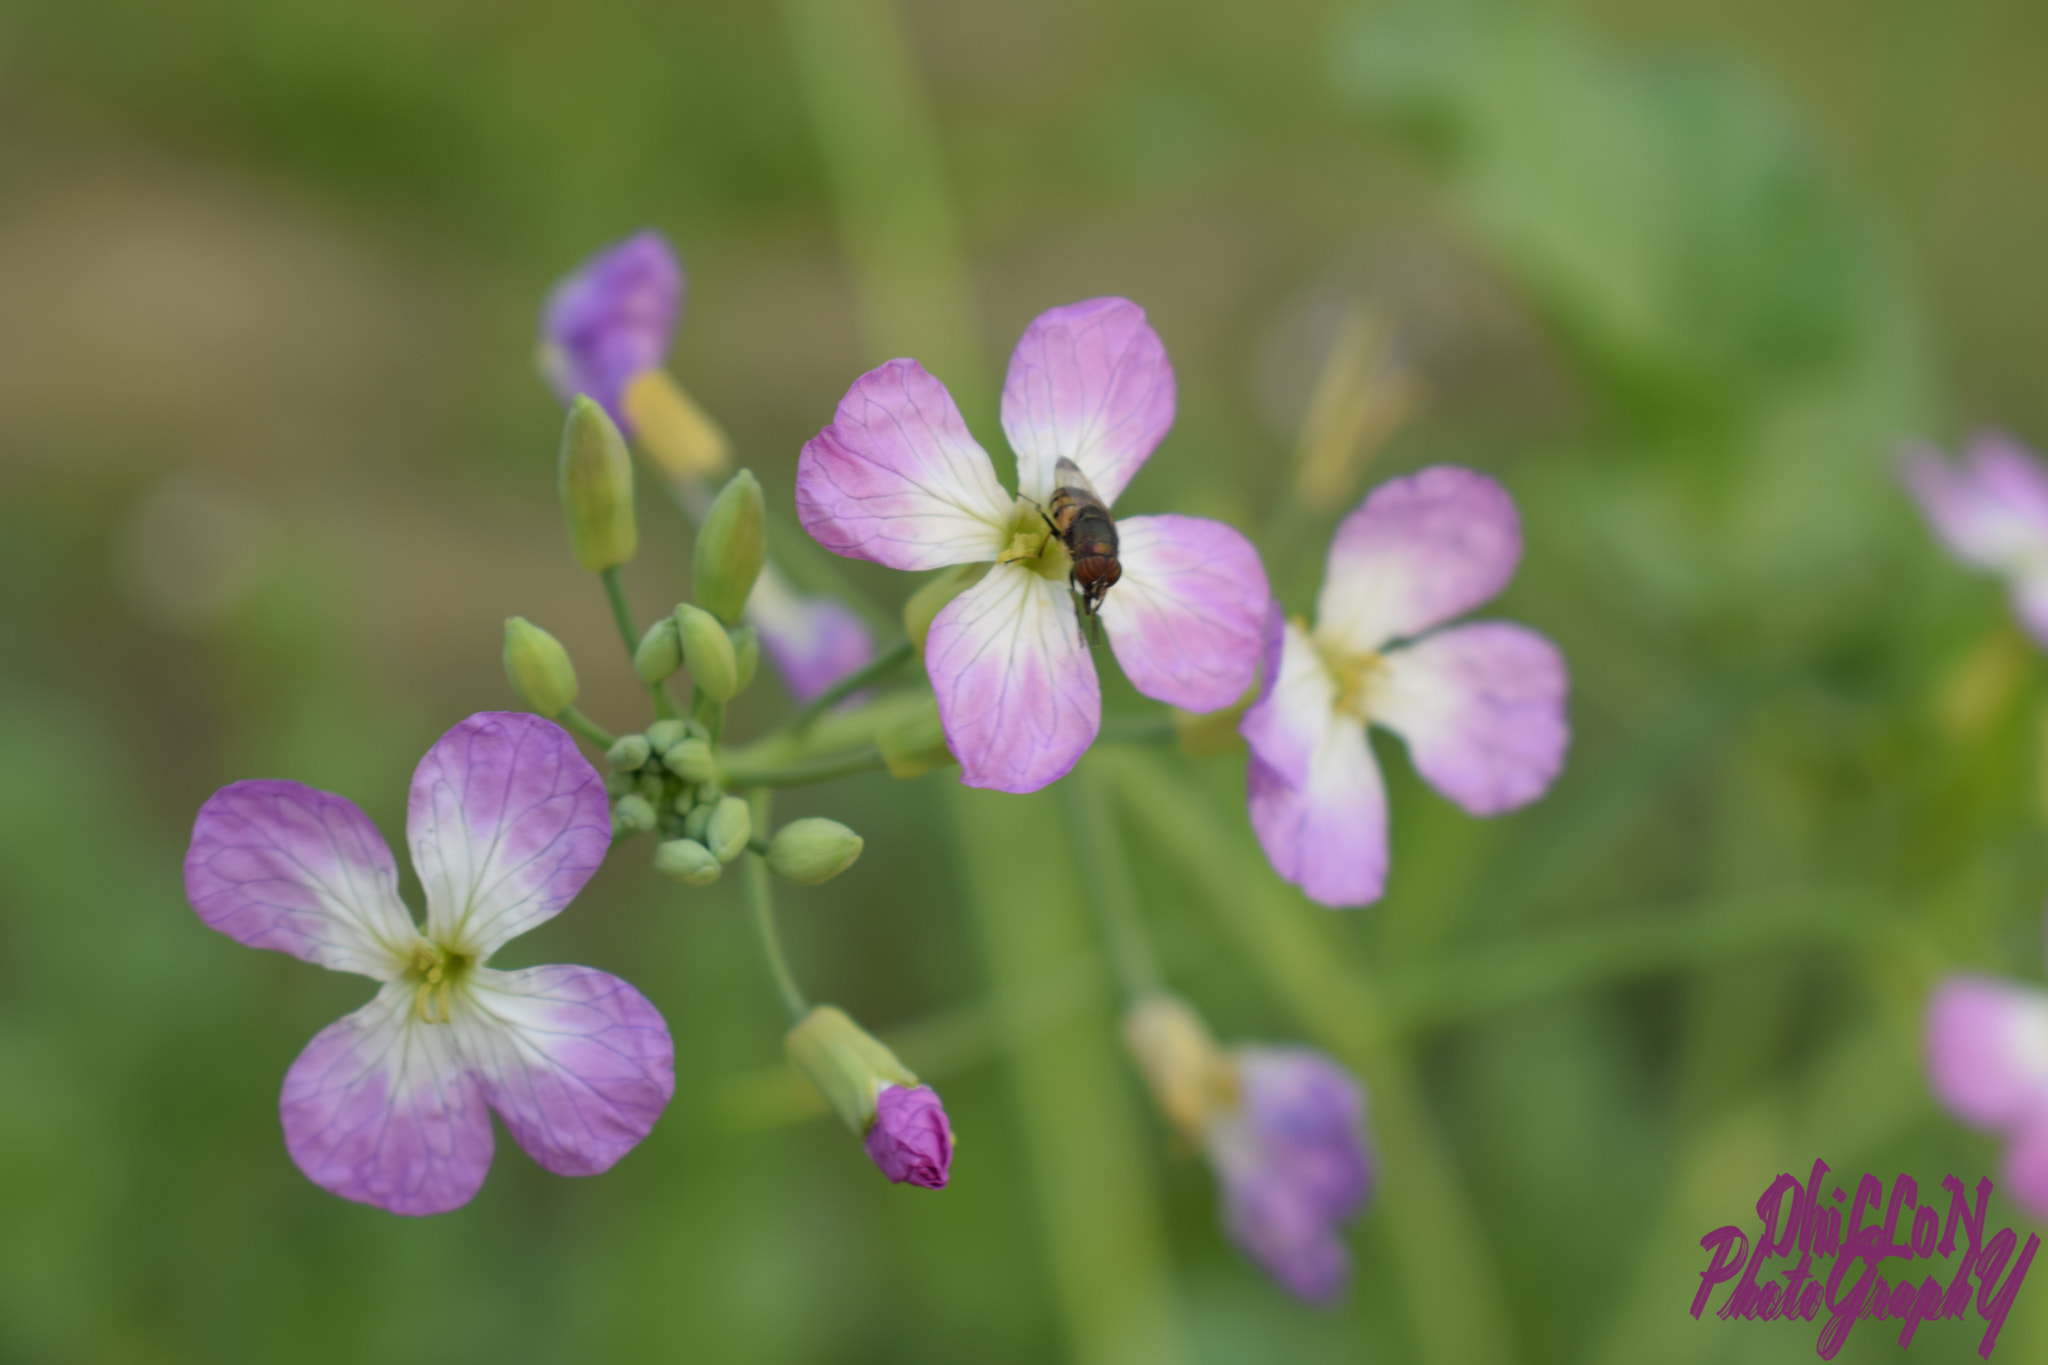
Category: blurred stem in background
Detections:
[
  {"x1": 779, "y1": 0, "x2": 985, "y2": 414},
  {"x1": 952, "y1": 786, "x2": 1184, "y2": 1365},
  {"x1": 745, "y1": 789, "x2": 811, "y2": 1023}
]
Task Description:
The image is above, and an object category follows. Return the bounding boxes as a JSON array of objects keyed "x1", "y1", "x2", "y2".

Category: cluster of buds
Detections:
[
  {"x1": 501, "y1": 400, "x2": 867, "y2": 891},
  {"x1": 1123, "y1": 995, "x2": 1374, "y2": 1303}
]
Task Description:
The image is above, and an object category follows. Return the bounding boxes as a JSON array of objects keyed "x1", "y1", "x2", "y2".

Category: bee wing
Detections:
[{"x1": 1052, "y1": 456, "x2": 1105, "y2": 502}]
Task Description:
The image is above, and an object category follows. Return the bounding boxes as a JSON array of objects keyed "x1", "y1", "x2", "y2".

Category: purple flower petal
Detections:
[
  {"x1": 1316, "y1": 466, "x2": 1522, "y2": 654},
  {"x1": 1245, "y1": 737, "x2": 1388, "y2": 910},
  {"x1": 1210, "y1": 1123, "x2": 1353, "y2": 1304},
  {"x1": 1239, "y1": 618, "x2": 1335, "y2": 788},
  {"x1": 1098, "y1": 514, "x2": 1269, "y2": 713},
  {"x1": 1000, "y1": 297, "x2": 1176, "y2": 507},
  {"x1": 745, "y1": 565, "x2": 877, "y2": 703},
  {"x1": 1237, "y1": 1047, "x2": 1373, "y2": 1222},
  {"x1": 1901, "y1": 434, "x2": 2048, "y2": 574},
  {"x1": 797, "y1": 358, "x2": 1014, "y2": 571},
  {"x1": 864, "y1": 1083, "x2": 954, "y2": 1189},
  {"x1": 1926, "y1": 975, "x2": 2048, "y2": 1131},
  {"x1": 539, "y1": 230, "x2": 682, "y2": 426},
  {"x1": 454, "y1": 965, "x2": 675, "y2": 1177},
  {"x1": 926, "y1": 563, "x2": 1101, "y2": 792},
  {"x1": 280, "y1": 985, "x2": 494, "y2": 1216},
  {"x1": 407, "y1": 713, "x2": 612, "y2": 959},
  {"x1": 184, "y1": 780, "x2": 416, "y2": 979},
  {"x1": 1372, "y1": 621, "x2": 1569, "y2": 816}
]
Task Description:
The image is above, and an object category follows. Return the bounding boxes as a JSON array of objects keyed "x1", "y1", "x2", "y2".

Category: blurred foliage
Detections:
[{"x1": 4, "y1": 0, "x2": 2048, "y2": 1361}]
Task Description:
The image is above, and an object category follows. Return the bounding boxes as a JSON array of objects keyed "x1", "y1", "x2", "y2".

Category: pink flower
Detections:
[
  {"x1": 1927, "y1": 975, "x2": 2048, "y2": 1217},
  {"x1": 745, "y1": 562, "x2": 878, "y2": 705},
  {"x1": 182, "y1": 712, "x2": 675, "y2": 1215},
  {"x1": 1240, "y1": 466, "x2": 1569, "y2": 907},
  {"x1": 539, "y1": 230, "x2": 683, "y2": 431},
  {"x1": 864, "y1": 1083, "x2": 954, "y2": 1189},
  {"x1": 796, "y1": 297, "x2": 1271, "y2": 791},
  {"x1": 1901, "y1": 432, "x2": 2048, "y2": 646},
  {"x1": 1209, "y1": 1047, "x2": 1374, "y2": 1304}
]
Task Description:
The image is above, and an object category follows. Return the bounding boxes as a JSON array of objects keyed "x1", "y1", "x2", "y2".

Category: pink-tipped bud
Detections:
[{"x1": 864, "y1": 1084, "x2": 954, "y2": 1189}]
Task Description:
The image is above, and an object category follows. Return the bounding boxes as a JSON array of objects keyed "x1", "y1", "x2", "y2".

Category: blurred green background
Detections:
[{"x1": 3, "y1": 0, "x2": 2047, "y2": 1360}]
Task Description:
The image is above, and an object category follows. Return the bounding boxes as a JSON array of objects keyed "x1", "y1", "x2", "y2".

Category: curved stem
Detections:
[
  {"x1": 743, "y1": 789, "x2": 809, "y2": 1023},
  {"x1": 721, "y1": 745, "x2": 888, "y2": 789},
  {"x1": 792, "y1": 638, "x2": 915, "y2": 734},
  {"x1": 557, "y1": 706, "x2": 615, "y2": 749},
  {"x1": 598, "y1": 565, "x2": 641, "y2": 658}
]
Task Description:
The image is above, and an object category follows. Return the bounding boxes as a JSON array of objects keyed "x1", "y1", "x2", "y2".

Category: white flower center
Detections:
[{"x1": 1313, "y1": 631, "x2": 1389, "y2": 722}]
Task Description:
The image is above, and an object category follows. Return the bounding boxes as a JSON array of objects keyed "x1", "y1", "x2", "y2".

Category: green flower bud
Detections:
[
  {"x1": 633, "y1": 615, "x2": 683, "y2": 684},
  {"x1": 903, "y1": 562, "x2": 989, "y2": 655},
  {"x1": 662, "y1": 737, "x2": 715, "y2": 783},
  {"x1": 604, "y1": 771, "x2": 633, "y2": 798},
  {"x1": 645, "y1": 718, "x2": 690, "y2": 753},
  {"x1": 766, "y1": 818, "x2": 864, "y2": 885},
  {"x1": 693, "y1": 470, "x2": 765, "y2": 625},
  {"x1": 705, "y1": 796, "x2": 752, "y2": 863},
  {"x1": 606, "y1": 734, "x2": 653, "y2": 771},
  {"x1": 502, "y1": 616, "x2": 579, "y2": 717},
  {"x1": 652, "y1": 837, "x2": 722, "y2": 886},
  {"x1": 559, "y1": 395, "x2": 637, "y2": 572},
  {"x1": 878, "y1": 697, "x2": 954, "y2": 779},
  {"x1": 785, "y1": 1004, "x2": 918, "y2": 1133},
  {"x1": 682, "y1": 803, "x2": 712, "y2": 842},
  {"x1": 730, "y1": 625, "x2": 760, "y2": 692},
  {"x1": 611, "y1": 793, "x2": 657, "y2": 836},
  {"x1": 675, "y1": 603, "x2": 739, "y2": 701}
]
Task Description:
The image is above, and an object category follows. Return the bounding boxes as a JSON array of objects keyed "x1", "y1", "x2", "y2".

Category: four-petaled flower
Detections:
[
  {"x1": 1927, "y1": 972, "x2": 2048, "y2": 1219},
  {"x1": 1210, "y1": 1048, "x2": 1374, "y2": 1304},
  {"x1": 1901, "y1": 432, "x2": 2048, "y2": 648},
  {"x1": 796, "y1": 296, "x2": 1271, "y2": 791},
  {"x1": 1240, "y1": 466, "x2": 1569, "y2": 907},
  {"x1": 183, "y1": 711, "x2": 675, "y2": 1215},
  {"x1": 540, "y1": 230, "x2": 876, "y2": 704}
]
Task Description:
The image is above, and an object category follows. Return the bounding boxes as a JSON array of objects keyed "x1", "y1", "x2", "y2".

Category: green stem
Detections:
[
  {"x1": 598, "y1": 565, "x2": 641, "y2": 658},
  {"x1": 556, "y1": 706, "x2": 615, "y2": 749},
  {"x1": 720, "y1": 746, "x2": 887, "y2": 789},
  {"x1": 792, "y1": 637, "x2": 914, "y2": 733},
  {"x1": 1066, "y1": 762, "x2": 1163, "y2": 1000},
  {"x1": 743, "y1": 789, "x2": 808, "y2": 1023}
]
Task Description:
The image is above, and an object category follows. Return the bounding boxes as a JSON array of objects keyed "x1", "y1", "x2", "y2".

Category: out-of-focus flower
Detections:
[
  {"x1": 183, "y1": 712, "x2": 675, "y2": 1215},
  {"x1": 785, "y1": 1005, "x2": 953, "y2": 1188},
  {"x1": 540, "y1": 230, "x2": 683, "y2": 433},
  {"x1": 1123, "y1": 996, "x2": 1371, "y2": 1302},
  {"x1": 1927, "y1": 974, "x2": 2048, "y2": 1217},
  {"x1": 541, "y1": 233, "x2": 875, "y2": 702},
  {"x1": 797, "y1": 297, "x2": 1271, "y2": 792},
  {"x1": 1240, "y1": 466, "x2": 1568, "y2": 907},
  {"x1": 1902, "y1": 433, "x2": 2048, "y2": 647}
]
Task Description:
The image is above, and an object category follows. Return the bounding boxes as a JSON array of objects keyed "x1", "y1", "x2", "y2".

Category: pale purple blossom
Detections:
[
  {"x1": 183, "y1": 711, "x2": 675, "y2": 1215},
  {"x1": 1901, "y1": 432, "x2": 2048, "y2": 646},
  {"x1": 1240, "y1": 466, "x2": 1568, "y2": 907},
  {"x1": 539, "y1": 232, "x2": 877, "y2": 702},
  {"x1": 864, "y1": 1083, "x2": 954, "y2": 1189},
  {"x1": 1208, "y1": 1047, "x2": 1374, "y2": 1303},
  {"x1": 540, "y1": 230, "x2": 683, "y2": 429},
  {"x1": 796, "y1": 297, "x2": 1271, "y2": 791},
  {"x1": 1927, "y1": 975, "x2": 2048, "y2": 1217}
]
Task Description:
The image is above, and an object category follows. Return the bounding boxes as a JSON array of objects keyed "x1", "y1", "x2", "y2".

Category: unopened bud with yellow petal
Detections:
[
  {"x1": 622, "y1": 369, "x2": 732, "y2": 481},
  {"x1": 1123, "y1": 994, "x2": 1236, "y2": 1148},
  {"x1": 559, "y1": 395, "x2": 638, "y2": 572}
]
